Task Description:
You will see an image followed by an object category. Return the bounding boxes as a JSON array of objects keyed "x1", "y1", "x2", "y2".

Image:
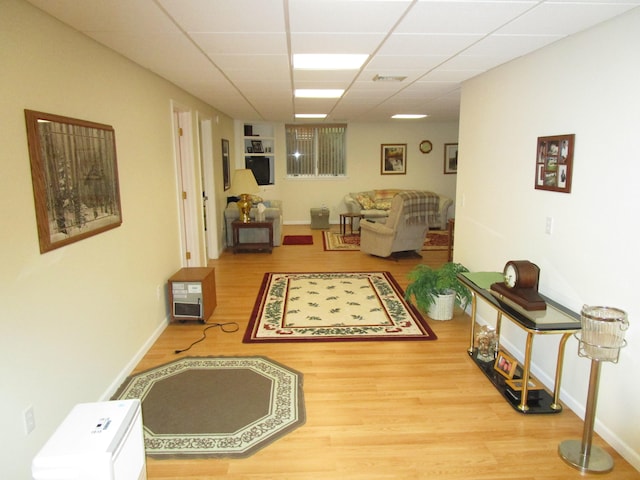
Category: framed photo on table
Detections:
[
  {"x1": 494, "y1": 350, "x2": 518, "y2": 379},
  {"x1": 251, "y1": 139, "x2": 264, "y2": 153},
  {"x1": 381, "y1": 144, "x2": 406, "y2": 175},
  {"x1": 535, "y1": 134, "x2": 574, "y2": 193},
  {"x1": 506, "y1": 378, "x2": 543, "y2": 391}
]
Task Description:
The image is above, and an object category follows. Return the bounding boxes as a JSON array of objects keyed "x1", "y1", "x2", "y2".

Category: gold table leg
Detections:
[
  {"x1": 517, "y1": 332, "x2": 534, "y2": 412},
  {"x1": 468, "y1": 291, "x2": 477, "y2": 355},
  {"x1": 550, "y1": 332, "x2": 572, "y2": 411}
]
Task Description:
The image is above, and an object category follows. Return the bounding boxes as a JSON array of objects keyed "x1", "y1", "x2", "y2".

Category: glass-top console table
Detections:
[{"x1": 458, "y1": 272, "x2": 581, "y2": 414}]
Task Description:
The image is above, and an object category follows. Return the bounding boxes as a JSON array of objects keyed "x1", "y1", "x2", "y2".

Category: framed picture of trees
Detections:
[{"x1": 25, "y1": 110, "x2": 122, "y2": 253}]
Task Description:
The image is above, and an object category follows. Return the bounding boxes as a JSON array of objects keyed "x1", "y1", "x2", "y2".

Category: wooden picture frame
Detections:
[
  {"x1": 494, "y1": 350, "x2": 518, "y2": 379},
  {"x1": 25, "y1": 110, "x2": 122, "y2": 253},
  {"x1": 381, "y1": 144, "x2": 406, "y2": 175},
  {"x1": 535, "y1": 134, "x2": 574, "y2": 193},
  {"x1": 506, "y1": 378, "x2": 543, "y2": 391},
  {"x1": 222, "y1": 138, "x2": 230, "y2": 191},
  {"x1": 251, "y1": 139, "x2": 263, "y2": 153},
  {"x1": 444, "y1": 143, "x2": 458, "y2": 174}
]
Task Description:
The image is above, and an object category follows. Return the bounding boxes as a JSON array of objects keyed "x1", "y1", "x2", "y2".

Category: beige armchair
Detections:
[{"x1": 359, "y1": 191, "x2": 431, "y2": 258}]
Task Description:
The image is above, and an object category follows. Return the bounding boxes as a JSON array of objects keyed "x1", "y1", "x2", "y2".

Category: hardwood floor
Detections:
[{"x1": 137, "y1": 225, "x2": 639, "y2": 479}]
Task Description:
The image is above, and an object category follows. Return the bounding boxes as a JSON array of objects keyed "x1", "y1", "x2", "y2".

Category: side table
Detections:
[
  {"x1": 339, "y1": 213, "x2": 364, "y2": 235},
  {"x1": 232, "y1": 219, "x2": 273, "y2": 253},
  {"x1": 458, "y1": 272, "x2": 581, "y2": 414}
]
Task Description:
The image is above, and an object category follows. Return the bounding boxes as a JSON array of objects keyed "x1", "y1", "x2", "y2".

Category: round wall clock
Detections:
[{"x1": 419, "y1": 140, "x2": 433, "y2": 154}]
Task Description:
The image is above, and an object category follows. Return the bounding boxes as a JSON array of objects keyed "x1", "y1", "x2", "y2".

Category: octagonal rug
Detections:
[{"x1": 112, "y1": 356, "x2": 305, "y2": 458}]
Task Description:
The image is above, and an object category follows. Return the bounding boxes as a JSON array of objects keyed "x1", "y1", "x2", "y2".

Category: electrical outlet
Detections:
[
  {"x1": 24, "y1": 405, "x2": 35, "y2": 434},
  {"x1": 156, "y1": 285, "x2": 162, "y2": 300}
]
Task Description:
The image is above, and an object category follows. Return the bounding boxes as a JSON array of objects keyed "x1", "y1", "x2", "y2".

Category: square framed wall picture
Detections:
[
  {"x1": 24, "y1": 110, "x2": 123, "y2": 253},
  {"x1": 381, "y1": 144, "x2": 406, "y2": 175},
  {"x1": 444, "y1": 143, "x2": 458, "y2": 174},
  {"x1": 535, "y1": 134, "x2": 574, "y2": 193}
]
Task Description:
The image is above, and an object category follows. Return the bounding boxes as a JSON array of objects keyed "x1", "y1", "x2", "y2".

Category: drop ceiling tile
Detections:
[
  {"x1": 462, "y1": 33, "x2": 565, "y2": 59},
  {"x1": 211, "y1": 54, "x2": 289, "y2": 71},
  {"x1": 290, "y1": 33, "x2": 387, "y2": 54},
  {"x1": 398, "y1": 82, "x2": 460, "y2": 99},
  {"x1": 365, "y1": 55, "x2": 449, "y2": 71},
  {"x1": 27, "y1": 0, "x2": 176, "y2": 32},
  {"x1": 423, "y1": 69, "x2": 483, "y2": 82},
  {"x1": 288, "y1": 0, "x2": 413, "y2": 33},
  {"x1": 497, "y1": 2, "x2": 639, "y2": 36},
  {"x1": 159, "y1": 0, "x2": 286, "y2": 32},
  {"x1": 396, "y1": 1, "x2": 538, "y2": 35},
  {"x1": 192, "y1": 33, "x2": 288, "y2": 55},
  {"x1": 379, "y1": 33, "x2": 484, "y2": 56},
  {"x1": 88, "y1": 31, "x2": 213, "y2": 73}
]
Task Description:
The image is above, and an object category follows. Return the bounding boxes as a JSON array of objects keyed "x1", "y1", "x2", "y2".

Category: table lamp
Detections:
[{"x1": 231, "y1": 169, "x2": 259, "y2": 223}]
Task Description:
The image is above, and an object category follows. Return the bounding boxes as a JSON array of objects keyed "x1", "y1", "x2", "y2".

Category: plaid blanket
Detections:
[{"x1": 398, "y1": 191, "x2": 439, "y2": 225}]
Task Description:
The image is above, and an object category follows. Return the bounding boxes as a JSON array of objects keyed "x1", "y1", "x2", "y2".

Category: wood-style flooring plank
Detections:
[{"x1": 137, "y1": 225, "x2": 639, "y2": 480}]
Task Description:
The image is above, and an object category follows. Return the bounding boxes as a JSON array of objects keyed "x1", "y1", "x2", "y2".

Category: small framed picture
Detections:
[
  {"x1": 381, "y1": 144, "x2": 406, "y2": 175},
  {"x1": 494, "y1": 350, "x2": 518, "y2": 379},
  {"x1": 251, "y1": 139, "x2": 264, "y2": 153},
  {"x1": 222, "y1": 138, "x2": 230, "y2": 191},
  {"x1": 506, "y1": 378, "x2": 543, "y2": 391},
  {"x1": 534, "y1": 134, "x2": 574, "y2": 193},
  {"x1": 444, "y1": 143, "x2": 458, "y2": 174}
]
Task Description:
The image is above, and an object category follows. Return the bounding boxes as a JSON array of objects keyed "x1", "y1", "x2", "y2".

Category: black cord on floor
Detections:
[{"x1": 174, "y1": 321, "x2": 240, "y2": 354}]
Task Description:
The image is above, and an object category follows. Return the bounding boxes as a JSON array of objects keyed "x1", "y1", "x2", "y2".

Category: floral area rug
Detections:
[
  {"x1": 243, "y1": 272, "x2": 437, "y2": 343},
  {"x1": 323, "y1": 229, "x2": 450, "y2": 251},
  {"x1": 112, "y1": 356, "x2": 305, "y2": 458}
]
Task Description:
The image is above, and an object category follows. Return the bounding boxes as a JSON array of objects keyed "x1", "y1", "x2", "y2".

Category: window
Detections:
[{"x1": 285, "y1": 124, "x2": 346, "y2": 177}]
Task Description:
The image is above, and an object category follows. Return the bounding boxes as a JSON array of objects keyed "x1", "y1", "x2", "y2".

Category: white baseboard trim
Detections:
[{"x1": 100, "y1": 315, "x2": 169, "y2": 401}]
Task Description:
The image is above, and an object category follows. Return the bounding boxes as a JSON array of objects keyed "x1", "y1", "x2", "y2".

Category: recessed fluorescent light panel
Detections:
[
  {"x1": 392, "y1": 114, "x2": 428, "y2": 119},
  {"x1": 295, "y1": 89, "x2": 344, "y2": 98},
  {"x1": 293, "y1": 54, "x2": 368, "y2": 70},
  {"x1": 295, "y1": 114, "x2": 327, "y2": 119}
]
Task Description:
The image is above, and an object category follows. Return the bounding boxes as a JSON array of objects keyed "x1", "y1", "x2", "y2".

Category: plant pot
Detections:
[{"x1": 427, "y1": 291, "x2": 456, "y2": 321}]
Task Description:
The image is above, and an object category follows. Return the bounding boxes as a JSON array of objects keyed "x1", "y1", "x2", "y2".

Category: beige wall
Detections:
[
  {"x1": 0, "y1": 1, "x2": 232, "y2": 478},
  {"x1": 457, "y1": 8, "x2": 640, "y2": 469},
  {"x1": 235, "y1": 121, "x2": 459, "y2": 224}
]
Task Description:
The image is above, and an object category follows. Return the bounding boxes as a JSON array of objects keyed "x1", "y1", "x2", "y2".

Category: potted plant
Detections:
[{"x1": 404, "y1": 262, "x2": 472, "y2": 321}]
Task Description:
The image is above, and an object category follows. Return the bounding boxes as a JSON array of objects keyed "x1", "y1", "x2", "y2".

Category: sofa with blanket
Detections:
[
  {"x1": 344, "y1": 189, "x2": 453, "y2": 230},
  {"x1": 224, "y1": 199, "x2": 283, "y2": 247}
]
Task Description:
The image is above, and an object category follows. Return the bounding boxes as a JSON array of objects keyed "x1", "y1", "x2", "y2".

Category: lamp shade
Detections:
[{"x1": 231, "y1": 169, "x2": 259, "y2": 196}]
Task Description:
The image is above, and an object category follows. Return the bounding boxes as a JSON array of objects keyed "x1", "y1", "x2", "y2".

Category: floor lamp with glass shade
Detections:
[{"x1": 231, "y1": 169, "x2": 259, "y2": 223}]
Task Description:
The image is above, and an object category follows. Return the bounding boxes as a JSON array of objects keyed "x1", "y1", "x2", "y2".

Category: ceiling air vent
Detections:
[{"x1": 372, "y1": 74, "x2": 407, "y2": 82}]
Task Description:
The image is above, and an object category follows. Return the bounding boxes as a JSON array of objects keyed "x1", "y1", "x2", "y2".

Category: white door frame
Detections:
[
  {"x1": 198, "y1": 116, "x2": 219, "y2": 259},
  {"x1": 171, "y1": 102, "x2": 202, "y2": 267}
]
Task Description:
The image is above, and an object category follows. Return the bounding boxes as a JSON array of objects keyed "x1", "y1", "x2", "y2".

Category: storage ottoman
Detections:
[{"x1": 310, "y1": 207, "x2": 330, "y2": 229}]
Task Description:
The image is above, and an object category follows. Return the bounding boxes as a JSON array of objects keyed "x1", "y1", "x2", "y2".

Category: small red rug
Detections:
[{"x1": 283, "y1": 235, "x2": 314, "y2": 245}]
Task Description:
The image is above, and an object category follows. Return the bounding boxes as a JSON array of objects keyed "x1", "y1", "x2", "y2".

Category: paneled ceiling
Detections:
[{"x1": 27, "y1": 0, "x2": 640, "y2": 123}]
